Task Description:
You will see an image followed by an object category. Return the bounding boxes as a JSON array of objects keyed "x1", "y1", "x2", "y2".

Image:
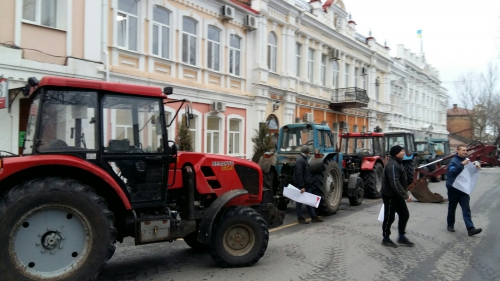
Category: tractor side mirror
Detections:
[{"x1": 184, "y1": 104, "x2": 193, "y2": 128}]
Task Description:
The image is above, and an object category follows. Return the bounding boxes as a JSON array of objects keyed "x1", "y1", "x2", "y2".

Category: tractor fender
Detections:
[
  {"x1": 361, "y1": 156, "x2": 382, "y2": 170},
  {"x1": 309, "y1": 153, "x2": 338, "y2": 173},
  {"x1": 197, "y1": 189, "x2": 249, "y2": 244},
  {"x1": 347, "y1": 174, "x2": 361, "y2": 197},
  {"x1": 258, "y1": 153, "x2": 277, "y2": 173}
]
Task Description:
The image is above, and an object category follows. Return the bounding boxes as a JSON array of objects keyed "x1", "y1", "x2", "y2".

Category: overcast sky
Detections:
[{"x1": 334, "y1": 0, "x2": 500, "y2": 107}]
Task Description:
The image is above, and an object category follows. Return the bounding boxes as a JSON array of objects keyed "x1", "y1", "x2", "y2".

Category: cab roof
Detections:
[{"x1": 38, "y1": 76, "x2": 166, "y2": 98}]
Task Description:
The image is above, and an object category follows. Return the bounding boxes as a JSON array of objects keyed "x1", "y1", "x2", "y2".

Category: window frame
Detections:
[
  {"x1": 295, "y1": 43, "x2": 301, "y2": 77},
  {"x1": 182, "y1": 16, "x2": 198, "y2": 66},
  {"x1": 229, "y1": 34, "x2": 241, "y2": 76},
  {"x1": 332, "y1": 61, "x2": 339, "y2": 89},
  {"x1": 151, "y1": 5, "x2": 171, "y2": 59},
  {"x1": 267, "y1": 32, "x2": 277, "y2": 72},
  {"x1": 226, "y1": 115, "x2": 245, "y2": 156},
  {"x1": 21, "y1": 0, "x2": 66, "y2": 30},
  {"x1": 307, "y1": 48, "x2": 315, "y2": 82},
  {"x1": 321, "y1": 54, "x2": 327, "y2": 86},
  {"x1": 207, "y1": 25, "x2": 221, "y2": 71},
  {"x1": 345, "y1": 63, "x2": 350, "y2": 87},
  {"x1": 117, "y1": 0, "x2": 139, "y2": 51}
]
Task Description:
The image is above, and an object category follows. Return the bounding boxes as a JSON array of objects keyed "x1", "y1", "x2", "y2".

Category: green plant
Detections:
[
  {"x1": 251, "y1": 124, "x2": 274, "y2": 163},
  {"x1": 176, "y1": 121, "x2": 194, "y2": 152}
]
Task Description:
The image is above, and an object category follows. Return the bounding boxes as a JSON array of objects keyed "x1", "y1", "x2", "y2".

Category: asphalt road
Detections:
[{"x1": 99, "y1": 167, "x2": 500, "y2": 281}]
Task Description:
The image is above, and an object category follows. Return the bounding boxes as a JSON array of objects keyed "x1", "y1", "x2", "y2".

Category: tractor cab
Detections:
[{"x1": 415, "y1": 140, "x2": 437, "y2": 164}]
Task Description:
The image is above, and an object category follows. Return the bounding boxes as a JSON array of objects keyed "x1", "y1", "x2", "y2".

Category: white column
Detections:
[{"x1": 314, "y1": 43, "x2": 323, "y2": 84}]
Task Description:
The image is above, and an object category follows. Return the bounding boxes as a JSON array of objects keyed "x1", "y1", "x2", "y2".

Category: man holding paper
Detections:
[
  {"x1": 445, "y1": 145, "x2": 482, "y2": 236},
  {"x1": 294, "y1": 145, "x2": 323, "y2": 224}
]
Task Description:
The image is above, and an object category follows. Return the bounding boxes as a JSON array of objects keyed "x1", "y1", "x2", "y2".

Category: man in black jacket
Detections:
[
  {"x1": 381, "y1": 145, "x2": 414, "y2": 248},
  {"x1": 294, "y1": 145, "x2": 323, "y2": 224}
]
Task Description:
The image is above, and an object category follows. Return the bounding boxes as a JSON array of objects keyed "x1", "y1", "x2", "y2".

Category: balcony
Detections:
[{"x1": 329, "y1": 87, "x2": 369, "y2": 111}]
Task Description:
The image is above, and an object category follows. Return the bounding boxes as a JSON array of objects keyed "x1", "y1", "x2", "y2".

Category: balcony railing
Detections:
[
  {"x1": 330, "y1": 87, "x2": 369, "y2": 111},
  {"x1": 295, "y1": 0, "x2": 311, "y2": 11}
]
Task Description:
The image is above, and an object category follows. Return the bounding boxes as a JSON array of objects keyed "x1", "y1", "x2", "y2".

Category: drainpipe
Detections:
[{"x1": 102, "y1": 0, "x2": 109, "y2": 81}]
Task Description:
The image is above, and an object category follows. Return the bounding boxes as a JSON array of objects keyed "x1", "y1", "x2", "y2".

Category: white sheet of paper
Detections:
[
  {"x1": 452, "y1": 162, "x2": 480, "y2": 195},
  {"x1": 283, "y1": 184, "x2": 321, "y2": 208},
  {"x1": 378, "y1": 204, "x2": 399, "y2": 222}
]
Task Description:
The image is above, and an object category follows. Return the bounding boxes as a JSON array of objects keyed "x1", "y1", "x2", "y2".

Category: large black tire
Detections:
[
  {"x1": 209, "y1": 207, "x2": 268, "y2": 267},
  {"x1": 404, "y1": 159, "x2": 416, "y2": 187},
  {"x1": 0, "y1": 177, "x2": 116, "y2": 281},
  {"x1": 184, "y1": 231, "x2": 209, "y2": 251},
  {"x1": 312, "y1": 161, "x2": 342, "y2": 216},
  {"x1": 348, "y1": 177, "x2": 364, "y2": 206},
  {"x1": 362, "y1": 163, "x2": 383, "y2": 199}
]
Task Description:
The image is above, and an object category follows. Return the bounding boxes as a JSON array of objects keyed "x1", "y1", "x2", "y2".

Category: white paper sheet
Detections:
[
  {"x1": 378, "y1": 204, "x2": 399, "y2": 222},
  {"x1": 452, "y1": 162, "x2": 480, "y2": 195},
  {"x1": 283, "y1": 184, "x2": 322, "y2": 208}
]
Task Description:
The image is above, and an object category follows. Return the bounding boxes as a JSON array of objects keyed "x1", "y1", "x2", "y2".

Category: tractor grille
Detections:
[{"x1": 234, "y1": 164, "x2": 259, "y2": 194}]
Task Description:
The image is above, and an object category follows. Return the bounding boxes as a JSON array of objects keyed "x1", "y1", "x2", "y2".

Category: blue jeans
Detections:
[{"x1": 447, "y1": 186, "x2": 474, "y2": 229}]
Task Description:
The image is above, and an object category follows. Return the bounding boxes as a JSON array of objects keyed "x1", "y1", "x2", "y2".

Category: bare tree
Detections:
[{"x1": 454, "y1": 63, "x2": 500, "y2": 143}]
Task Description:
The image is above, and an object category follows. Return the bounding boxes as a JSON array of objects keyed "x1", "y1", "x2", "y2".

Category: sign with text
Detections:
[{"x1": 0, "y1": 78, "x2": 8, "y2": 109}]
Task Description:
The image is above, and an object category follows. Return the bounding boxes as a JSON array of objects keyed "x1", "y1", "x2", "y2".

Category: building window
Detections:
[
  {"x1": 308, "y1": 48, "x2": 314, "y2": 82},
  {"x1": 332, "y1": 61, "x2": 339, "y2": 88},
  {"x1": 206, "y1": 117, "x2": 220, "y2": 154},
  {"x1": 181, "y1": 114, "x2": 198, "y2": 151},
  {"x1": 207, "y1": 26, "x2": 220, "y2": 71},
  {"x1": 229, "y1": 34, "x2": 241, "y2": 76},
  {"x1": 362, "y1": 72, "x2": 366, "y2": 89},
  {"x1": 117, "y1": 0, "x2": 138, "y2": 51},
  {"x1": 321, "y1": 54, "x2": 327, "y2": 86},
  {"x1": 152, "y1": 6, "x2": 170, "y2": 58},
  {"x1": 228, "y1": 119, "x2": 241, "y2": 154},
  {"x1": 267, "y1": 32, "x2": 277, "y2": 72},
  {"x1": 345, "y1": 63, "x2": 350, "y2": 87},
  {"x1": 295, "y1": 43, "x2": 301, "y2": 77},
  {"x1": 354, "y1": 67, "x2": 359, "y2": 87},
  {"x1": 23, "y1": 0, "x2": 56, "y2": 28},
  {"x1": 376, "y1": 76, "x2": 380, "y2": 101},
  {"x1": 182, "y1": 17, "x2": 197, "y2": 65}
]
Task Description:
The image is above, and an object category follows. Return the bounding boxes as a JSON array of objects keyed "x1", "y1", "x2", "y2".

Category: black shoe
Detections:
[
  {"x1": 311, "y1": 216, "x2": 323, "y2": 223},
  {"x1": 468, "y1": 228, "x2": 482, "y2": 236},
  {"x1": 447, "y1": 226, "x2": 455, "y2": 232},
  {"x1": 397, "y1": 237, "x2": 415, "y2": 247},
  {"x1": 381, "y1": 239, "x2": 398, "y2": 248},
  {"x1": 298, "y1": 217, "x2": 309, "y2": 224}
]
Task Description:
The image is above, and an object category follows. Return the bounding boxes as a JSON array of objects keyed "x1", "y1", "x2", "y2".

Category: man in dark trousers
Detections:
[
  {"x1": 294, "y1": 145, "x2": 323, "y2": 224},
  {"x1": 445, "y1": 145, "x2": 482, "y2": 236},
  {"x1": 381, "y1": 145, "x2": 414, "y2": 248}
]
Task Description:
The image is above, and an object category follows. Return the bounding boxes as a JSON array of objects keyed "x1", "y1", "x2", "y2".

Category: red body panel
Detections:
[
  {"x1": 0, "y1": 155, "x2": 131, "y2": 209},
  {"x1": 169, "y1": 152, "x2": 263, "y2": 205},
  {"x1": 360, "y1": 156, "x2": 383, "y2": 170},
  {"x1": 38, "y1": 76, "x2": 165, "y2": 98}
]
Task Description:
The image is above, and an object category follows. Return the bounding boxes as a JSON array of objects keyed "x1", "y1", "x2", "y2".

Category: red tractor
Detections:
[
  {"x1": 339, "y1": 130, "x2": 386, "y2": 198},
  {"x1": 0, "y1": 76, "x2": 284, "y2": 281}
]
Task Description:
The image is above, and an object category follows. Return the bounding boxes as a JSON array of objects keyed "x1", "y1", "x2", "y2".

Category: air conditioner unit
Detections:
[
  {"x1": 329, "y1": 48, "x2": 340, "y2": 60},
  {"x1": 361, "y1": 67, "x2": 367, "y2": 75},
  {"x1": 211, "y1": 101, "x2": 226, "y2": 112},
  {"x1": 244, "y1": 15, "x2": 257, "y2": 30},
  {"x1": 303, "y1": 113, "x2": 314, "y2": 123},
  {"x1": 221, "y1": 5, "x2": 235, "y2": 20},
  {"x1": 340, "y1": 121, "x2": 348, "y2": 130}
]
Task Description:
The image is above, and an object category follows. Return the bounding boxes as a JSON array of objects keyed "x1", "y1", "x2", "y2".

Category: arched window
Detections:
[
  {"x1": 182, "y1": 17, "x2": 197, "y2": 65},
  {"x1": 207, "y1": 26, "x2": 220, "y2": 71},
  {"x1": 267, "y1": 32, "x2": 277, "y2": 72},
  {"x1": 266, "y1": 114, "x2": 279, "y2": 144},
  {"x1": 152, "y1": 6, "x2": 170, "y2": 58},
  {"x1": 229, "y1": 34, "x2": 241, "y2": 76}
]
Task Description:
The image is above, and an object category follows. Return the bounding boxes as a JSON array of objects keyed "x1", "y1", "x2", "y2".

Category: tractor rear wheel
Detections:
[
  {"x1": 312, "y1": 161, "x2": 342, "y2": 216},
  {"x1": 348, "y1": 177, "x2": 364, "y2": 206},
  {"x1": 184, "y1": 231, "x2": 209, "y2": 251},
  {"x1": 209, "y1": 207, "x2": 268, "y2": 267},
  {"x1": 0, "y1": 177, "x2": 116, "y2": 281},
  {"x1": 362, "y1": 163, "x2": 383, "y2": 199}
]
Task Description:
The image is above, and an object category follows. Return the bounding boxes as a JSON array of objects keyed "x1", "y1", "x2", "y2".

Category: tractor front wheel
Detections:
[
  {"x1": 209, "y1": 207, "x2": 268, "y2": 267},
  {"x1": 348, "y1": 177, "x2": 364, "y2": 206},
  {"x1": 0, "y1": 177, "x2": 116, "y2": 281}
]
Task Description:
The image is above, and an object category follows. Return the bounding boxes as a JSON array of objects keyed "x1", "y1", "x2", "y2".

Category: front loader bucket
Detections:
[{"x1": 408, "y1": 178, "x2": 447, "y2": 203}]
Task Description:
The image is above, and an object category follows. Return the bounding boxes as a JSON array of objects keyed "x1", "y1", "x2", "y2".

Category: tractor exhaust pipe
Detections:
[{"x1": 183, "y1": 166, "x2": 195, "y2": 220}]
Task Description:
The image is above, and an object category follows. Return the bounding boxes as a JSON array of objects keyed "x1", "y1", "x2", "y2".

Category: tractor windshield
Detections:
[
  {"x1": 279, "y1": 126, "x2": 314, "y2": 152},
  {"x1": 37, "y1": 90, "x2": 98, "y2": 152},
  {"x1": 416, "y1": 142, "x2": 429, "y2": 153},
  {"x1": 341, "y1": 137, "x2": 378, "y2": 155}
]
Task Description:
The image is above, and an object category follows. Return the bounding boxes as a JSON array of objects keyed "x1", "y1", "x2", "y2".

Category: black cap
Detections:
[{"x1": 390, "y1": 145, "x2": 404, "y2": 157}]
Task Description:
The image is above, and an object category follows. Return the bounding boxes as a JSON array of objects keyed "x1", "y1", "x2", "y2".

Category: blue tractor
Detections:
[
  {"x1": 258, "y1": 123, "x2": 363, "y2": 215},
  {"x1": 383, "y1": 131, "x2": 418, "y2": 185}
]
